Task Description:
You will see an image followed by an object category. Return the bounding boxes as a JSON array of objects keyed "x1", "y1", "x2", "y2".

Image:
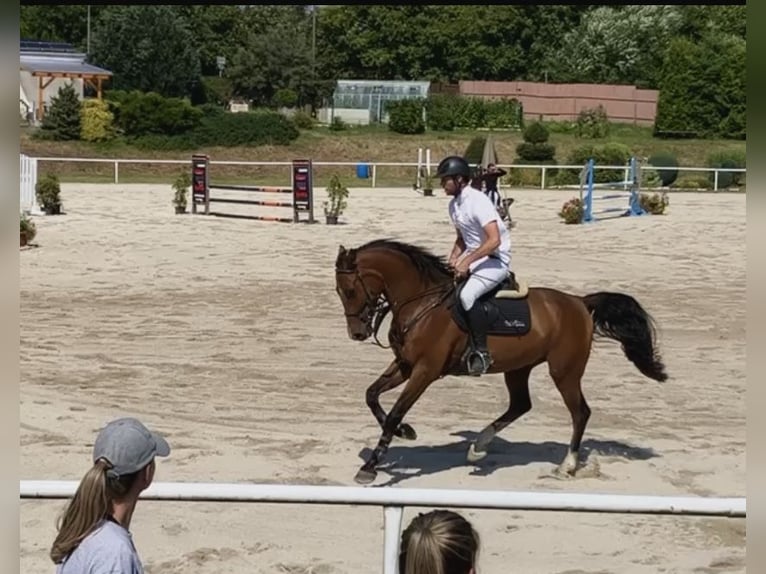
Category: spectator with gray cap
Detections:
[{"x1": 50, "y1": 417, "x2": 170, "y2": 573}]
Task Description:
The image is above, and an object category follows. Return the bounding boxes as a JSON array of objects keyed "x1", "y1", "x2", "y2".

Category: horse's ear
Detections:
[{"x1": 338, "y1": 245, "x2": 346, "y2": 256}]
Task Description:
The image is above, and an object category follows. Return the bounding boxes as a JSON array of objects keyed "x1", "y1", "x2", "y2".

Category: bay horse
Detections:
[{"x1": 334, "y1": 239, "x2": 668, "y2": 485}]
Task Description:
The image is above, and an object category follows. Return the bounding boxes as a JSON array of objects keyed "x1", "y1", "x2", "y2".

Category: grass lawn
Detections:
[{"x1": 20, "y1": 122, "x2": 746, "y2": 189}]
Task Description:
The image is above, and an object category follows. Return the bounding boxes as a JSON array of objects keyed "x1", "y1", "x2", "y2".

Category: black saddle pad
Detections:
[{"x1": 450, "y1": 280, "x2": 531, "y2": 336}]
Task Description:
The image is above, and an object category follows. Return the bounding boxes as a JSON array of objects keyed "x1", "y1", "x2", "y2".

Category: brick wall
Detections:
[{"x1": 457, "y1": 80, "x2": 659, "y2": 126}]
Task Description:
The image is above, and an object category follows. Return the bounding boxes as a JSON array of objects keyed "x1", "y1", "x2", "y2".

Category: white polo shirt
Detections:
[{"x1": 448, "y1": 184, "x2": 512, "y2": 269}]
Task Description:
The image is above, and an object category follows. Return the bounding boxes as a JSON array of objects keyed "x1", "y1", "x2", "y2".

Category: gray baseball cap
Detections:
[{"x1": 93, "y1": 417, "x2": 170, "y2": 478}]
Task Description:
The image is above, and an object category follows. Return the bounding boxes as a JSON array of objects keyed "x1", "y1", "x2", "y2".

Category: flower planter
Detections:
[
  {"x1": 20, "y1": 231, "x2": 27, "y2": 247},
  {"x1": 423, "y1": 188, "x2": 433, "y2": 197},
  {"x1": 325, "y1": 214, "x2": 338, "y2": 225},
  {"x1": 175, "y1": 205, "x2": 187, "y2": 214}
]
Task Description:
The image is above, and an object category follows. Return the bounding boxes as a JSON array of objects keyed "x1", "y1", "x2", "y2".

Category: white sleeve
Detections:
[{"x1": 472, "y1": 192, "x2": 499, "y2": 228}]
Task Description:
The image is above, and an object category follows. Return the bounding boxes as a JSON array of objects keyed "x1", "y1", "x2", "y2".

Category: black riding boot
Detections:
[{"x1": 465, "y1": 303, "x2": 492, "y2": 376}]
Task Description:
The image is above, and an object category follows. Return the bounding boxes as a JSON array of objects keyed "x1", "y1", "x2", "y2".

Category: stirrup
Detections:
[{"x1": 466, "y1": 350, "x2": 492, "y2": 376}]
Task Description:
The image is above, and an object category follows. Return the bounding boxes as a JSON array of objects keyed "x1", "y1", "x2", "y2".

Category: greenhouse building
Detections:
[{"x1": 322, "y1": 79, "x2": 430, "y2": 126}]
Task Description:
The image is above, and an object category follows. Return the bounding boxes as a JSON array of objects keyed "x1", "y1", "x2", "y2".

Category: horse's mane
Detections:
[{"x1": 352, "y1": 238, "x2": 452, "y2": 284}]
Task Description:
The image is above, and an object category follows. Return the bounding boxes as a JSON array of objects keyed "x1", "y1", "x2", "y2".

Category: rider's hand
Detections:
[{"x1": 454, "y1": 258, "x2": 471, "y2": 278}]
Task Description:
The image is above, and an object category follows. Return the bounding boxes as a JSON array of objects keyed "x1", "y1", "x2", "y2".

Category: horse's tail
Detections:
[{"x1": 581, "y1": 292, "x2": 668, "y2": 382}]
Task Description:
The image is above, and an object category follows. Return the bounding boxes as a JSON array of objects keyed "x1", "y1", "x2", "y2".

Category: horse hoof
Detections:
[
  {"x1": 554, "y1": 464, "x2": 576, "y2": 478},
  {"x1": 354, "y1": 469, "x2": 377, "y2": 485},
  {"x1": 466, "y1": 443, "x2": 487, "y2": 463},
  {"x1": 397, "y1": 423, "x2": 417, "y2": 441}
]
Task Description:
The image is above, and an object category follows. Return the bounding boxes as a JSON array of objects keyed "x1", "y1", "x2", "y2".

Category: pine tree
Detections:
[{"x1": 40, "y1": 83, "x2": 82, "y2": 140}]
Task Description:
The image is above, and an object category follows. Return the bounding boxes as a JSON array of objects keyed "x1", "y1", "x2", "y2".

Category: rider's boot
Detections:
[{"x1": 465, "y1": 303, "x2": 493, "y2": 376}]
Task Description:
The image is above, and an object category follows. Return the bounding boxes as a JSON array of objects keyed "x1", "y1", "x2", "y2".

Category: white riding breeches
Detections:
[{"x1": 459, "y1": 256, "x2": 509, "y2": 311}]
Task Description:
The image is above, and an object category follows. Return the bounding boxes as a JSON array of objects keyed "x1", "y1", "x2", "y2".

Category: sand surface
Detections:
[{"x1": 20, "y1": 183, "x2": 745, "y2": 573}]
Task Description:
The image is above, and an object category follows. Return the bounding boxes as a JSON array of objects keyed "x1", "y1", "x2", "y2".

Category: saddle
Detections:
[{"x1": 450, "y1": 271, "x2": 532, "y2": 337}]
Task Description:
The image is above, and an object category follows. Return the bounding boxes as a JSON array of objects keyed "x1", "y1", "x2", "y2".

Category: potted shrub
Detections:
[
  {"x1": 639, "y1": 192, "x2": 669, "y2": 215},
  {"x1": 558, "y1": 197, "x2": 584, "y2": 224},
  {"x1": 20, "y1": 213, "x2": 36, "y2": 247},
  {"x1": 35, "y1": 174, "x2": 62, "y2": 215},
  {"x1": 422, "y1": 172, "x2": 434, "y2": 196},
  {"x1": 172, "y1": 171, "x2": 191, "y2": 214},
  {"x1": 323, "y1": 174, "x2": 349, "y2": 225}
]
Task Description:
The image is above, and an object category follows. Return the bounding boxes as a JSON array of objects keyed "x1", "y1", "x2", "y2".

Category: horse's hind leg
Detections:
[
  {"x1": 549, "y1": 357, "x2": 591, "y2": 476},
  {"x1": 366, "y1": 360, "x2": 416, "y2": 440},
  {"x1": 467, "y1": 365, "x2": 533, "y2": 463}
]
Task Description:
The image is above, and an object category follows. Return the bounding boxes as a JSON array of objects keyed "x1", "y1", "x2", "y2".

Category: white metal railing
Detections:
[
  {"x1": 30, "y1": 155, "x2": 746, "y2": 191},
  {"x1": 20, "y1": 480, "x2": 745, "y2": 574}
]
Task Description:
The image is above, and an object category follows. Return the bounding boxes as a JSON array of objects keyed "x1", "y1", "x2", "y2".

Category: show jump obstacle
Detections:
[
  {"x1": 580, "y1": 157, "x2": 645, "y2": 223},
  {"x1": 191, "y1": 154, "x2": 315, "y2": 223}
]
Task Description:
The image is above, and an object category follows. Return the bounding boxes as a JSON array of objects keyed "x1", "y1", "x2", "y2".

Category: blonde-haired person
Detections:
[
  {"x1": 399, "y1": 509, "x2": 480, "y2": 574},
  {"x1": 50, "y1": 417, "x2": 170, "y2": 573}
]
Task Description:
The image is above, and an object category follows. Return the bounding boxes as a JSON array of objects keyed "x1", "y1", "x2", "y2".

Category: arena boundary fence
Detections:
[{"x1": 20, "y1": 480, "x2": 746, "y2": 574}]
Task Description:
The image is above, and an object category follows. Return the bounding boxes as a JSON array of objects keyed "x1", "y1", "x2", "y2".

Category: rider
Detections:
[{"x1": 435, "y1": 155, "x2": 513, "y2": 376}]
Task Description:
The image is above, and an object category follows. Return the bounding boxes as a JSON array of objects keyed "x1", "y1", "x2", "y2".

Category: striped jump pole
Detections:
[{"x1": 190, "y1": 155, "x2": 314, "y2": 223}]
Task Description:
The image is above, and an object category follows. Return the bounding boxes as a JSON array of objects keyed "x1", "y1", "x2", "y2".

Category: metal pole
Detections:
[{"x1": 86, "y1": 6, "x2": 91, "y2": 55}]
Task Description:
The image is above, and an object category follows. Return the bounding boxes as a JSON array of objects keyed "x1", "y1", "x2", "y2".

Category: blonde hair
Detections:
[
  {"x1": 50, "y1": 458, "x2": 140, "y2": 564},
  {"x1": 399, "y1": 509, "x2": 480, "y2": 574}
]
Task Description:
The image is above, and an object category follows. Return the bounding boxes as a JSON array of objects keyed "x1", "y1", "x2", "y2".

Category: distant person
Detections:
[
  {"x1": 50, "y1": 417, "x2": 171, "y2": 574},
  {"x1": 481, "y1": 163, "x2": 508, "y2": 210},
  {"x1": 399, "y1": 509, "x2": 481, "y2": 574}
]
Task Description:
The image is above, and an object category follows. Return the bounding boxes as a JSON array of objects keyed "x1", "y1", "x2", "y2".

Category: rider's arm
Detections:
[
  {"x1": 459, "y1": 221, "x2": 501, "y2": 268},
  {"x1": 448, "y1": 231, "x2": 465, "y2": 265}
]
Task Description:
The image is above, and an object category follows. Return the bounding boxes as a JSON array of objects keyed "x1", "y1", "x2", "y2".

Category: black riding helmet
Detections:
[{"x1": 434, "y1": 155, "x2": 471, "y2": 180}]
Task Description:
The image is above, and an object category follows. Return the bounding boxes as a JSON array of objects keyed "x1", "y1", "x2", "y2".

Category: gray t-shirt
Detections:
[{"x1": 56, "y1": 519, "x2": 144, "y2": 574}]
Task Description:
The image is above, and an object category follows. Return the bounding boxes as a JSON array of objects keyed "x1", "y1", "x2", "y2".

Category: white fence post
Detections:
[
  {"x1": 19, "y1": 154, "x2": 38, "y2": 213},
  {"x1": 383, "y1": 506, "x2": 403, "y2": 574}
]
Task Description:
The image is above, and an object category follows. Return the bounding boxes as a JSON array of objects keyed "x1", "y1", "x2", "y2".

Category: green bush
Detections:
[
  {"x1": 575, "y1": 105, "x2": 610, "y2": 139},
  {"x1": 707, "y1": 150, "x2": 746, "y2": 188},
  {"x1": 193, "y1": 111, "x2": 299, "y2": 146},
  {"x1": 80, "y1": 99, "x2": 115, "y2": 142},
  {"x1": 387, "y1": 99, "x2": 425, "y2": 134},
  {"x1": 515, "y1": 142, "x2": 556, "y2": 162},
  {"x1": 20, "y1": 213, "x2": 37, "y2": 243},
  {"x1": 568, "y1": 143, "x2": 633, "y2": 183},
  {"x1": 111, "y1": 91, "x2": 203, "y2": 136},
  {"x1": 329, "y1": 116, "x2": 347, "y2": 131},
  {"x1": 292, "y1": 110, "x2": 315, "y2": 129},
  {"x1": 647, "y1": 152, "x2": 679, "y2": 186},
  {"x1": 35, "y1": 174, "x2": 62, "y2": 214},
  {"x1": 424, "y1": 94, "x2": 457, "y2": 131},
  {"x1": 131, "y1": 110, "x2": 300, "y2": 150},
  {"x1": 273, "y1": 88, "x2": 298, "y2": 109},
  {"x1": 523, "y1": 121, "x2": 549, "y2": 144},
  {"x1": 515, "y1": 121, "x2": 556, "y2": 169}
]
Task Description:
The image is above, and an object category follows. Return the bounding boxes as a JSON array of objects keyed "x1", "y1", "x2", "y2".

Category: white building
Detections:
[{"x1": 20, "y1": 40, "x2": 112, "y2": 123}]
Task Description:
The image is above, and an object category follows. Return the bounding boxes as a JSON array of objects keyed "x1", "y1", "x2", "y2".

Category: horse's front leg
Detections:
[
  {"x1": 365, "y1": 360, "x2": 416, "y2": 440},
  {"x1": 355, "y1": 363, "x2": 440, "y2": 484}
]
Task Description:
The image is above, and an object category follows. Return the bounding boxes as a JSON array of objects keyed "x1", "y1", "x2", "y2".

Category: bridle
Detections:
[
  {"x1": 335, "y1": 265, "x2": 455, "y2": 349},
  {"x1": 335, "y1": 267, "x2": 390, "y2": 344}
]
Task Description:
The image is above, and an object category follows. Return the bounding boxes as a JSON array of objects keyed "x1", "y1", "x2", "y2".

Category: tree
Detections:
[
  {"x1": 227, "y1": 11, "x2": 314, "y2": 107},
  {"x1": 39, "y1": 83, "x2": 82, "y2": 140},
  {"x1": 654, "y1": 33, "x2": 745, "y2": 139},
  {"x1": 546, "y1": 6, "x2": 684, "y2": 88},
  {"x1": 89, "y1": 6, "x2": 201, "y2": 98}
]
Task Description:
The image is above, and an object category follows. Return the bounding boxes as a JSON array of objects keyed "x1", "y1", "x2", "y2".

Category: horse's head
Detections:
[{"x1": 334, "y1": 245, "x2": 387, "y2": 341}]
